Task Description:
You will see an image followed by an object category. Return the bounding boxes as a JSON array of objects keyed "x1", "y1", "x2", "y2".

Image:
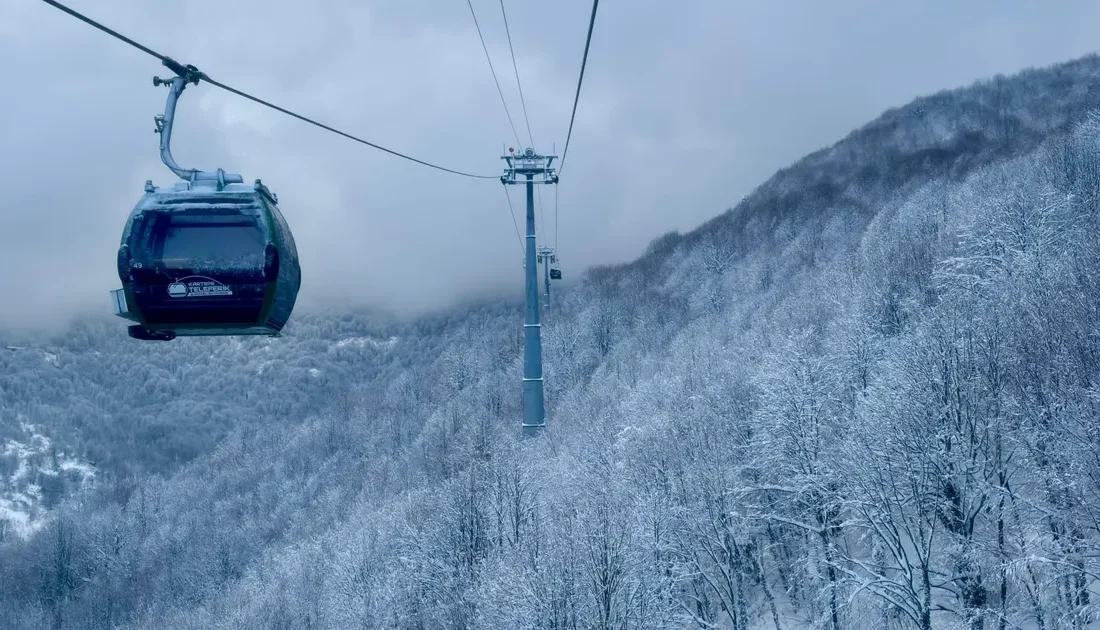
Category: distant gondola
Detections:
[{"x1": 110, "y1": 64, "x2": 301, "y2": 341}]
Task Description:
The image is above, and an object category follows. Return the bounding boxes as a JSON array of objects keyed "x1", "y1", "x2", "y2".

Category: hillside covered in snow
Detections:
[{"x1": 4, "y1": 54, "x2": 1100, "y2": 629}]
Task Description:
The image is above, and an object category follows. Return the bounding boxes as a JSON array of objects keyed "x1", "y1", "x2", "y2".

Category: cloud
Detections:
[{"x1": 3, "y1": 0, "x2": 1100, "y2": 331}]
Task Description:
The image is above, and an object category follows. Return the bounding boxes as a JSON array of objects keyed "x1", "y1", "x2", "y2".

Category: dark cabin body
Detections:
[{"x1": 111, "y1": 179, "x2": 301, "y2": 340}]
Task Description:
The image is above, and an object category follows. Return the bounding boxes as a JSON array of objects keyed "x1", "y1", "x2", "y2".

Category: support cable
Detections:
[
  {"x1": 557, "y1": 0, "x2": 599, "y2": 175},
  {"x1": 502, "y1": 186, "x2": 525, "y2": 255},
  {"x1": 499, "y1": 0, "x2": 534, "y2": 148},
  {"x1": 37, "y1": 0, "x2": 497, "y2": 179},
  {"x1": 465, "y1": 0, "x2": 523, "y2": 148},
  {"x1": 536, "y1": 185, "x2": 546, "y2": 239}
]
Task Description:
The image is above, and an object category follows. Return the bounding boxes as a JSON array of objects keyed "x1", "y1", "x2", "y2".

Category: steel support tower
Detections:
[{"x1": 501, "y1": 147, "x2": 558, "y2": 438}]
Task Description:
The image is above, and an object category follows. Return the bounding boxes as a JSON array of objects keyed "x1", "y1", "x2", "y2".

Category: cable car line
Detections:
[
  {"x1": 37, "y1": 0, "x2": 167, "y2": 64},
  {"x1": 201, "y1": 76, "x2": 497, "y2": 179},
  {"x1": 465, "y1": 0, "x2": 523, "y2": 148},
  {"x1": 499, "y1": 0, "x2": 534, "y2": 148},
  {"x1": 37, "y1": 0, "x2": 498, "y2": 180},
  {"x1": 554, "y1": 183, "x2": 559, "y2": 250},
  {"x1": 467, "y1": 0, "x2": 546, "y2": 252},
  {"x1": 502, "y1": 187, "x2": 525, "y2": 254},
  {"x1": 494, "y1": 1, "x2": 546, "y2": 242},
  {"x1": 557, "y1": 0, "x2": 599, "y2": 175},
  {"x1": 536, "y1": 185, "x2": 547, "y2": 239}
]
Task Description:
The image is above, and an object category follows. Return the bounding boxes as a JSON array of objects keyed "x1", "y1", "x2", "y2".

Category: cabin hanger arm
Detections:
[{"x1": 153, "y1": 63, "x2": 243, "y2": 188}]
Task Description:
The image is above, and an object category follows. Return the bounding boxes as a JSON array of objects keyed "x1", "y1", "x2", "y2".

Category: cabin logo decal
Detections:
[{"x1": 167, "y1": 276, "x2": 233, "y2": 298}]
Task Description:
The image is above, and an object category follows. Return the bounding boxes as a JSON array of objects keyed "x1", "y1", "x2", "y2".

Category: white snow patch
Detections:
[
  {"x1": 329, "y1": 335, "x2": 398, "y2": 352},
  {"x1": 0, "y1": 424, "x2": 96, "y2": 540},
  {"x1": 0, "y1": 498, "x2": 39, "y2": 538},
  {"x1": 256, "y1": 359, "x2": 283, "y2": 376},
  {"x1": 10, "y1": 491, "x2": 35, "y2": 507},
  {"x1": 59, "y1": 460, "x2": 96, "y2": 480},
  {"x1": 309, "y1": 368, "x2": 322, "y2": 378},
  {"x1": 10, "y1": 459, "x2": 28, "y2": 484}
]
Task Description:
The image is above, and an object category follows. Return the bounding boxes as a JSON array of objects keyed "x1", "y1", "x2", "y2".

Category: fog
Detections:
[{"x1": 2, "y1": 0, "x2": 1099, "y2": 330}]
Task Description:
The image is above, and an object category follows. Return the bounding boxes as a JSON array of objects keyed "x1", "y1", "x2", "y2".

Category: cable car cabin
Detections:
[
  {"x1": 550, "y1": 268, "x2": 562, "y2": 280},
  {"x1": 111, "y1": 179, "x2": 300, "y2": 341}
]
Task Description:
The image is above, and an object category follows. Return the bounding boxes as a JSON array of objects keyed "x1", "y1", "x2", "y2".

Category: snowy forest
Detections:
[{"x1": 3, "y1": 53, "x2": 1100, "y2": 629}]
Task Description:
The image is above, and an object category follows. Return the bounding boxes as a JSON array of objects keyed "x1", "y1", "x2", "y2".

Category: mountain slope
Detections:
[
  {"x1": 0, "y1": 309, "x2": 464, "y2": 538},
  {"x1": 4, "y1": 54, "x2": 1100, "y2": 629}
]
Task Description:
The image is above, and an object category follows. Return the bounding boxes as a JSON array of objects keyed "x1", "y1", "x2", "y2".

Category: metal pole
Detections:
[
  {"x1": 502, "y1": 147, "x2": 555, "y2": 438},
  {"x1": 522, "y1": 173, "x2": 545, "y2": 437}
]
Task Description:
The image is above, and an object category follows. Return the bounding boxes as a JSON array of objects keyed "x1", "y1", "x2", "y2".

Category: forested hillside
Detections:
[{"x1": 4, "y1": 54, "x2": 1100, "y2": 629}]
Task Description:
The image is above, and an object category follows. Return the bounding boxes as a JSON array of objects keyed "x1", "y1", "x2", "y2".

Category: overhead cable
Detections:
[
  {"x1": 465, "y1": 0, "x2": 523, "y2": 148},
  {"x1": 557, "y1": 0, "x2": 599, "y2": 175},
  {"x1": 499, "y1": 0, "x2": 534, "y2": 148},
  {"x1": 38, "y1": 0, "x2": 498, "y2": 179}
]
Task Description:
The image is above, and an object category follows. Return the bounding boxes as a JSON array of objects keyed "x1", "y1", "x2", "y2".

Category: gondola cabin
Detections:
[{"x1": 111, "y1": 178, "x2": 301, "y2": 341}]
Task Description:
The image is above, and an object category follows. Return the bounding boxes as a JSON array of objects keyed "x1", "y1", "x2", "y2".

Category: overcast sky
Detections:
[{"x1": 3, "y1": 0, "x2": 1100, "y2": 331}]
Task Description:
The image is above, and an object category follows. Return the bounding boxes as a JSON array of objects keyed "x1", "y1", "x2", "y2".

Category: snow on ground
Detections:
[
  {"x1": 0, "y1": 496, "x2": 35, "y2": 539},
  {"x1": 59, "y1": 460, "x2": 96, "y2": 480},
  {"x1": 329, "y1": 335, "x2": 398, "y2": 352},
  {"x1": 0, "y1": 420, "x2": 96, "y2": 540}
]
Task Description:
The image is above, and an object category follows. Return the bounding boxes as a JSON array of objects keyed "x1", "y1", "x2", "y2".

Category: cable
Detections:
[
  {"x1": 502, "y1": 186, "x2": 525, "y2": 255},
  {"x1": 465, "y1": 0, "x2": 532, "y2": 252},
  {"x1": 202, "y1": 77, "x2": 497, "y2": 179},
  {"x1": 497, "y1": 0, "x2": 543, "y2": 231},
  {"x1": 38, "y1": 0, "x2": 166, "y2": 62},
  {"x1": 465, "y1": 0, "x2": 522, "y2": 148},
  {"x1": 557, "y1": 0, "x2": 599, "y2": 175},
  {"x1": 554, "y1": 182, "x2": 559, "y2": 250},
  {"x1": 536, "y1": 185, "x2": 546, "y2": 238},
  {"x1": 37, "y1": 0, "x2": 497, "y2": 180},
  {"x1": 499, "y1": 0, "x2": 534, "y2": 148}
]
